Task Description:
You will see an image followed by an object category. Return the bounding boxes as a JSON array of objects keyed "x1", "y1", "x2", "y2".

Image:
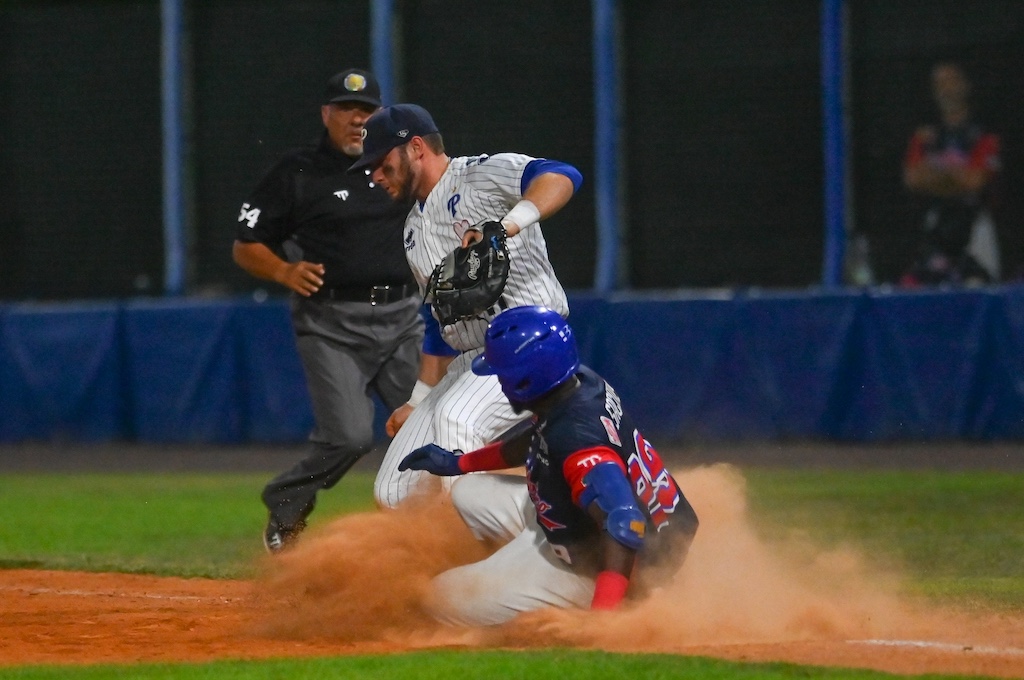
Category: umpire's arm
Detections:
[{"x1": 232, "y1": 240, "x2": 325, "y2": 297}]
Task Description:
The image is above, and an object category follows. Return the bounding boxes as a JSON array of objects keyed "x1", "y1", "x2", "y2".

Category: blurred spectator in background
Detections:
[{"x1": 901, "y1": 61, "x2": 1002, "y2": 286}]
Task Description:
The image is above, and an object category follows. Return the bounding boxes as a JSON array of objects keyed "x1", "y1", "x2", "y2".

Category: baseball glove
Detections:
[{"x1": 427, "y1": 221, "x2": 510, "y2": 326}]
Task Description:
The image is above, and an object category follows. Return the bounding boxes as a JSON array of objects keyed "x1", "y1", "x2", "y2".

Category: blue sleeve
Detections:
[
  {"x1": 579, "y1": 462, "x2": 646, "y2": 551},
  {"x1": 420, "y1": 305, "x2": 460, "y2": 357},
  {"x1": 521, "y1": 159, "x2": 583, "y2": 194}
]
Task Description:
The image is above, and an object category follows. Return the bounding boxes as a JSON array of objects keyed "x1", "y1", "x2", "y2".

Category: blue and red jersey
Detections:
[
  {"x1": 904, "y1": 122, "x2": 1001, "y2": 207},
  {"x1": 524, "y1": 366, "x2": 698, "y2": 570}
]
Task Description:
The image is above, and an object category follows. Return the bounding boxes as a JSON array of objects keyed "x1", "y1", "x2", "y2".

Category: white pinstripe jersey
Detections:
[{"x1": 403, "y1": 153, "x2": 569, "y2": 350}]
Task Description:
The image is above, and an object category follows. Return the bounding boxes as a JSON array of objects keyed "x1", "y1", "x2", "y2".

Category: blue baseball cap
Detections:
[{"x1": 349, "y1": 103, "x2": 439, "y2": 172}]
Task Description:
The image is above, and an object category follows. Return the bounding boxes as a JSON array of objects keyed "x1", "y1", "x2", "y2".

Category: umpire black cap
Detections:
[
  {"x1": 323, "y1": 68, "x2": 382, "y2": 108},
  {"x1": 349, "y1": 103, "x2": 439, "y2": 172}
]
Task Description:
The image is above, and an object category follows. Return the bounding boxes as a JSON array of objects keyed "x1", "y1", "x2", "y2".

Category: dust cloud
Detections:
[
  {"x1": 256, "y1": 464, "x2": 1018, "y2": 652},
  {"x1": 255, "y1": 492, "x2": 490, "y2": 645}
]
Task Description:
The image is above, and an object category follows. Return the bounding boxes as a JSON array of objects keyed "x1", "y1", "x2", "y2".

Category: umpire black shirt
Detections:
[{"x1": 236, "y1": 132, "x2": 415, "y2": 289}]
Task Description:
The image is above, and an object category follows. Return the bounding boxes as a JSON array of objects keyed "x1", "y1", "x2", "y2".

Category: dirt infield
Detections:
[
  {"x1": 1, "y1": 442, "x2": 1023, "y2": 675},
  {"x1": 2, "y1": 567, "x2": 1023, "y2": 676}
]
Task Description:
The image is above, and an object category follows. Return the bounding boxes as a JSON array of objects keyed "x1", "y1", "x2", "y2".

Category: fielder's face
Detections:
[
  {"x1": 372, "y1": 144, "x2": 414, "y2": 202},
  {"x1": 321, "y1": 102, "x2": 378, "y2": 157}
]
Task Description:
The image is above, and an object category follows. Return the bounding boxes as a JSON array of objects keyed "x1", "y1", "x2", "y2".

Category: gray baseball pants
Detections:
[{"x1": 262, "y1": 294, "x2": 423, "y2": 528}]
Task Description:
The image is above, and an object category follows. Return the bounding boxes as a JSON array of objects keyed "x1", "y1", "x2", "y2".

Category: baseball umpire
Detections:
[
  {"x1": 232, "y1": 69, "x2": 423, "y2": 552},
  {"x1": 348, "y1": 103, "x2": 583, "y2": 509},
  {"x1": 399, "y1": 306, "x2": 699, "y2": 624}
]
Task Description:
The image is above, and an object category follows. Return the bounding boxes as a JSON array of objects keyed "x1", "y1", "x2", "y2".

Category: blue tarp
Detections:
[
  {"x1": 574, "y1": 287, "x2": 1024, "y2": 441},
  {"x1": 0, "y1": 302, "x2": 125, "y2": 441},
  {"x1": 2, "y1": 288, "x2": 1023, "y2": 443}
]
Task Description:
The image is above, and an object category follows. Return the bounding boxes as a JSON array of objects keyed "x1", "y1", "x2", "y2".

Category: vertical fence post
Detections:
[
  {"x1": 592, "y1": 0, "x2": 622, "y2": 293},
  {"x1": 161, "y1": 0, "x2": 186, "y2": 296},
  {"x1": 820, "y1": 0, "x2": 848, "y2": 287},
  {"x1": 370, "y1": 0, "x2": 396, "y2": 104}
]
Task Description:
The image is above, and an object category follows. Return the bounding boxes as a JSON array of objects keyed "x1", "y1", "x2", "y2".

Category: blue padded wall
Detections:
[
  {"x1": 2, "y1": 288, "x2": 1023, "y2": 444},
  {"x1": 0, "y1": 303, "x2": 125, "y2": 441},
  {"x1": 576, "y1": 287, "x2": 1024, "y2": 442}
]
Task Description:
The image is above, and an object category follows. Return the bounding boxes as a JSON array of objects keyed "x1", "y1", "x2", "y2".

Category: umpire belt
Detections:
[{"x1": 316, "y1": 283, "x2": 417, "y2": 305}]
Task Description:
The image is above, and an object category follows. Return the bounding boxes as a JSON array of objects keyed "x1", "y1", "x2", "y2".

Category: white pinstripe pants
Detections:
[
  {"x1": 373, "y1": 349, "x2": 531, "y2": 508},
  {"x1": 427, "y1": 474, "x2": 595, "y2": 626}
]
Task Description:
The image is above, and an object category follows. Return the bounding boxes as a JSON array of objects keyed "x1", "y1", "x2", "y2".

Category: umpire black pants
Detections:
[{"x1": 262, "y1": 293, "x2": 423, "y2": 528}]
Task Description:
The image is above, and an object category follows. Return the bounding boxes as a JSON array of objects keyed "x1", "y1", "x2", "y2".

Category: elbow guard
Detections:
[{"x1": 580, "y1": 462, "x2": 646, "y2": 551}]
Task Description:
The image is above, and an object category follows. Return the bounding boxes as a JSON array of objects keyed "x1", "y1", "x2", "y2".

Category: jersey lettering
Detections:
[
  {"x1": 626, "y1": 430, "x2": 680, "y2": 530},
  {"x1": 333, "y1": 190, "x2": 350, "y2": 201},
  {"x1": 600, "y1": 416, "x2": 622, "y2": 446},
  {"x1": 238, "y1": 203, "x2": 261, "y2": 228},
  {"x1": 448, "y1": 194, "x2": 461, "y2": 218},
  {"x1": 574, "y1": 453, "x2": 602, "y2": 470},
  {"x1": 527, "y1": 477, "x2": 565, "y2": 531},
  {"x1": 604, "y1": 385, "x2": 623, "y2": 428},
  {"x1": 533, "y1": 434, "x2": 550, "y2": 466}
]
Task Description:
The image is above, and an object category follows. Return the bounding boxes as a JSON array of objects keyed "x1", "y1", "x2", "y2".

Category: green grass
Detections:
[
  {"x1": 0, "y1": 471, "x2": 375, "y2": 578},
  {"x1": 743, "y1": 468, "x2": 1024, "y2": 609},
  {"x1": 0, "y1": 649, "x2": 992, "y2": 680},
  {"x1": 1, "y1": 466, "x2": 1021, "y2": 679},
  {"x1": 1, "y1": 468, "x2": 1022, "y2": 605}
]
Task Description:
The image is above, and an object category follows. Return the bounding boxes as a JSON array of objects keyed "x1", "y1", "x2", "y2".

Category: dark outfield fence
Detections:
[
  {"x1": 3, "y1": 288, "x2": 1024, "y2": 444},
  {"x1": 2, "y1": 2, "x2": 1024, "y2": 445},
  {"x1": 2, "y1": 1, "x2": 1024, "y2": 298}
]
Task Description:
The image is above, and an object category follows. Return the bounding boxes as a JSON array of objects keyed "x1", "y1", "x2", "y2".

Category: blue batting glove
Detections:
[{"x1": 398, "y1": 444, "x2": 463, "y2": 476}]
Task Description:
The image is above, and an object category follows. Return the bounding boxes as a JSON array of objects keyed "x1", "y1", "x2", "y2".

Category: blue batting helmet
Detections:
[{"x1": 471, "y1": 306, "x2": 579, "y2": 403}]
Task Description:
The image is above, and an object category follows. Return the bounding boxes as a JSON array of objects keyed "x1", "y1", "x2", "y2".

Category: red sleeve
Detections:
[
  {"x1": 591, "y1": 570, "x2": 630, "y2": 610},
  {"x1": 457, "y1": 441, "x2": 507, "y2": 472},
  {"x1": 904, "y1": 131, "x2": 926, "y2": 168},
  {"x1": 969, "y1": 133, "x2": 1000, "y2": 171},
  {"x1": 562, "y1": 446, "x2": 627, "y2": 506}
]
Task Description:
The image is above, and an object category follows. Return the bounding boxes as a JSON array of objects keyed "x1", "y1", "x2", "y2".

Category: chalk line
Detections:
[
  {"x1": 0, "y1": 585, "x2": 237, "y2": 603},
  {"x1": 849, "y1": 639, "x2": 1024, "y2": 656}
]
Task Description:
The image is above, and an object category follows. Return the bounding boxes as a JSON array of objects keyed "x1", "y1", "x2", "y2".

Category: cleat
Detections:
[{"x1": 263, "y1": 517, "x2": 306, "y2": 554}]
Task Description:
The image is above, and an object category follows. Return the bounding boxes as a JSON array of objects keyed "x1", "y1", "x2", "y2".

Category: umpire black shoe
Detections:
[{"x1": 263, "y1": 518, "x2": 306, "y2": 554}]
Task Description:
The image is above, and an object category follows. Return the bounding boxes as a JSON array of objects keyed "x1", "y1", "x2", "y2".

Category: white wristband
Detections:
[
  {"x1": 407, "y1": 380, "x2": 432, "y2": 407},
  {"x1": 502, "y1": 199, "x2": 541, "y2": 233}
]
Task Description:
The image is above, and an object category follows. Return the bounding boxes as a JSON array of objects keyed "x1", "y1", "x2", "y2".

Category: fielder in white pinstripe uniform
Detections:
[{"x1": 350, "y1": 103, "x2": 582, "y2": 508}]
